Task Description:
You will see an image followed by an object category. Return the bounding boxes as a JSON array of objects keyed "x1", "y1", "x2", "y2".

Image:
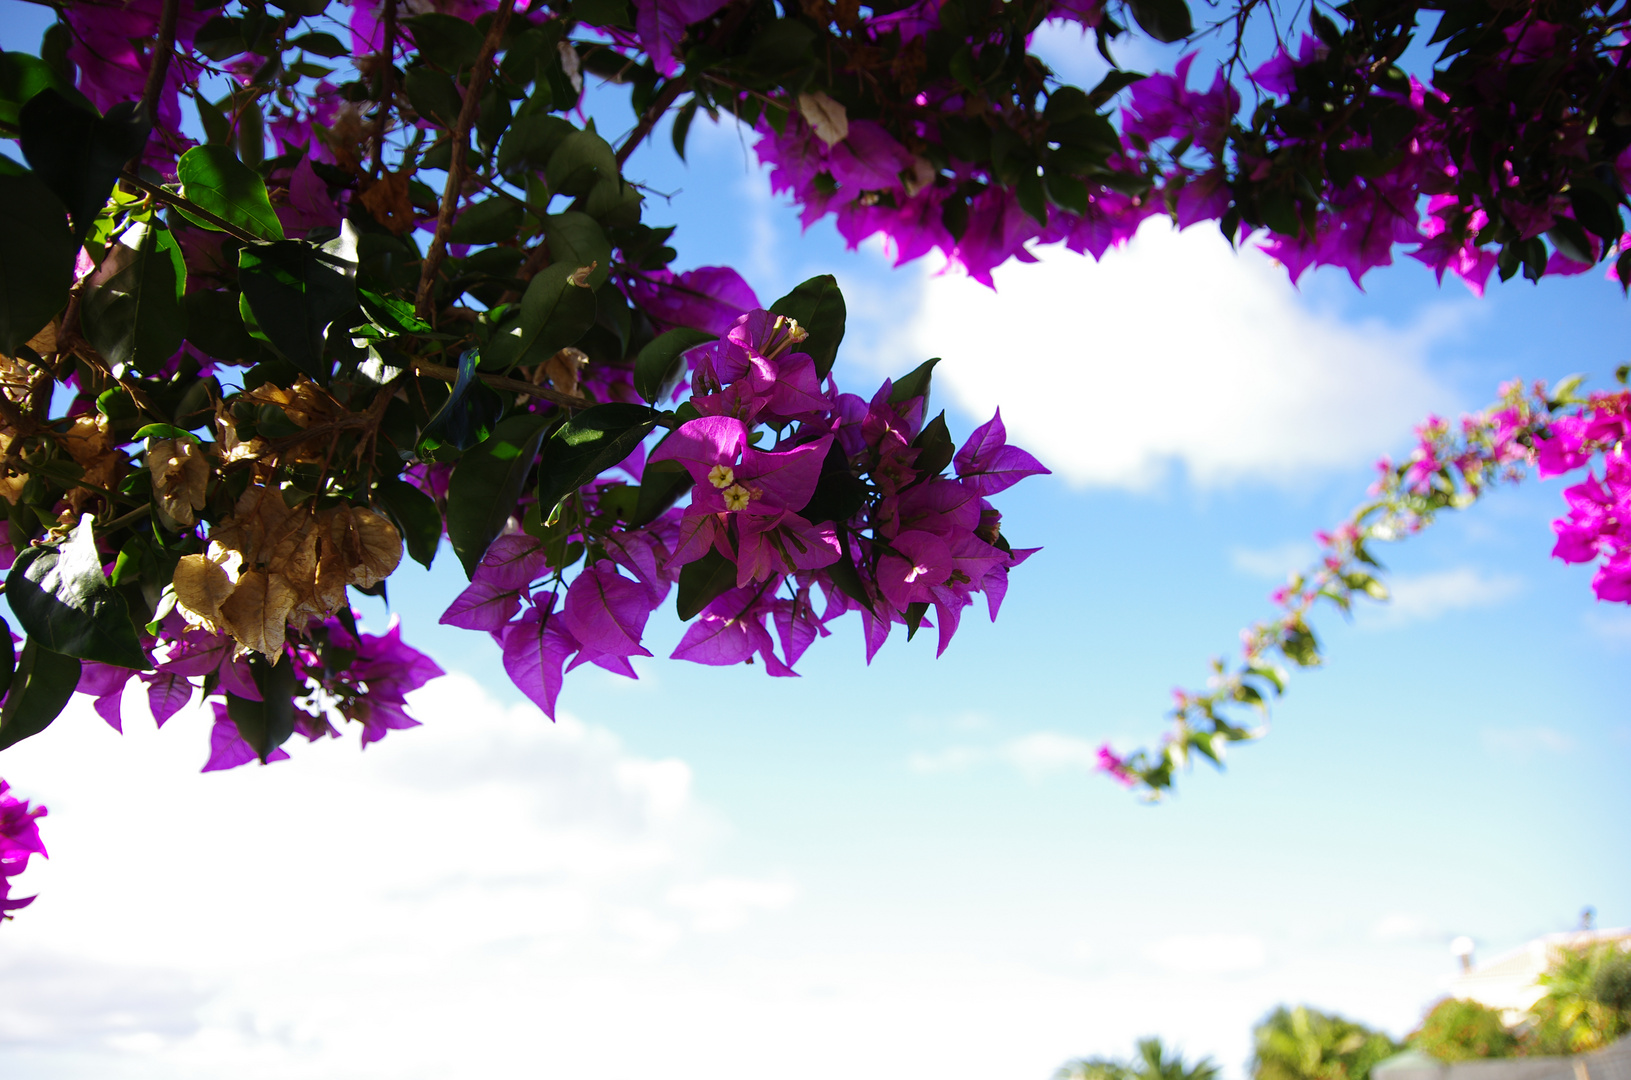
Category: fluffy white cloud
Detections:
[
  {"x1": 1363, "y1": 567, "x2": 1522, "y2": 626},
  {"x1": 903, "y1": 218, "x2": 1459, "y2": 490},
  {"x1": 1231, "y1": 541, "x2": 1320, "y2": 581},
  {"x1": 0, "y1": 674, "x2": 794, "y2": 1068}
]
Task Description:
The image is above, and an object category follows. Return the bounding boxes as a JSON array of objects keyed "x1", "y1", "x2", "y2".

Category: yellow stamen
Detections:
[
  {"x1": 708, "y1": 464, "x2": 736, "y2": 489},
  {"x1": 722, "y1": 484, "x2": 753, "y2": 511}
]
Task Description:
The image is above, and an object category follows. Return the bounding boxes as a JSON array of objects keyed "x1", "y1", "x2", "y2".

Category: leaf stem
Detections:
[
  {"x1": 409, "y1": 359, "x2": 597, "y2": 412},
  {"x1": 414, "y1": 0, "x2": 518, "y2": 322},
  {"x1": 131, "y1": 0, "x2": 181, "y2": 170},
  {"x1": 118, "y1": 169, "x2": 263, "y2": 245},
  {"x1": 616, "y1": 76, "x2": 688, "y2": 168}
]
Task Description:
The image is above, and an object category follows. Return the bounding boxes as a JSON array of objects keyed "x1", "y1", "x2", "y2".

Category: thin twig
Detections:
[
  {"x1": 410, "y1": 360, "x2": 597, "y2": 412},
  {"x1": 616, "y1": 76, "x2": 688, "y2": 168},
  {"x1": 118, "y1": 169, "x2": 262, "y2": 245},
  {"x1": 414, "y1": 0, "x2": 519, "y2": 322}
]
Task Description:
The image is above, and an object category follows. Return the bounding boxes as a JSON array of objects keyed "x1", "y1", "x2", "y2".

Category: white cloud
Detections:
[
  {"x1": 1146, "y1": 934, "x2": 1269, "y2": 976},
  {"x1": 1231, "y1": 541, "x2": 1320, "y2": 581},
  {"x1": 1001, "y1": 732, "x2": 1104, "y2": 778},
  {"x1": 904, "y1": 218, "x2": 1459, "y2": 490},
  {"x1": 907, "y1": 746, "x2": 985, "y2": 774},
  {"x1": 1363, "y1": 567, "x2": 1522, "y2": 627},
  {"x1": 0, "y1": 674, "x2": 794, "y2": 1060}
]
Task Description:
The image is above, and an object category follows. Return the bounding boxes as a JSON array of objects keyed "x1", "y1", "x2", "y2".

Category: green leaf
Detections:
[
  {"x1": 1127, "y1": 0, "x2": 1193, "y2": 40},
  {"x1": 176, "y1": 145, "x2": 285, "y2": 242},
  {"x1": 0, "y1": 168, "x2": 75, "y2": 356},
  {"x1": 447, "y1": 413, "x2": 552, "y2": 577},
  {"x1": 81, "y1": 220, "x2": 187, "y2": 375},
  {"x1": 0, "y1": 639, "x2": 80, "y2": 752},
  {"x1": 543, "y1": 212, "x2": 612, "y2": 288},
  {"x1": 237, "y1": 240, "x2": 356, "y2": 381},
  {"x1": 497, "y1": 114, "x2": 576, "y2": 176},
  {"x1": 481, "y1": 261, "x2": 596, "y2": 372},
  {"x1": 545, "y1": 128, "x2": 619, "y2": 197},
  {"x1": 671, "y1": 98, "x2": 698, "y2": 161},
  {"x1": 405, "y1": 67, "x2": 462, "y2": 128},
  {"x1": 634, "y1": 328, "x2": 715, "y2": 403},
  {"x1": 194, "y1": 15, "x2": 249, "y2": 60},
  {"x1": 768, "y1": 275, "x2": 847, "y2": 378},
  {"x1": 448, "y1": 197, "x2": 526, "y2": 245},
  {"x1": 796, "y1": 439, "x2": 865, "y2": 525},
  {"x1": 406, "y1": 13, "x2": 486, "y2": 72},
  {"x1": 904, "y1": 600, "x2": 930, "y2": 640},
  {"x1": 234, "y1": 653, "x2": 299, "y2": 762},
  {"x1": 0, "y1": 49, "x2": 91, "y2": 127},
  {"x1": 290, "y1": 31, "x2": 348, "y2": 58},
  {"x1": 375, "y1": 476, "x2": 441, "y2": 569},
  {"x1": 7, "y1": 514, "x2": 148, "y2": 669},
  {"x1": 1547, "y1": 218, "x2": 1596, "y2": 267},
  {"x1": 888, "y1": 357, "x2": 939, "y2": 409},
  {"x1": 0, "y1": 616, "x2": 13, "y2": 702},
  {"x1": 1568, "y1": 180, "x2": 1625, "y2": 244},
  {"x1": 360, "y1": 289, "x2": 433, "y2": 336},
  {"x1": 131, "y1": 423, "x2": 196, "y2": 441},
  {"x1": 536, "y1": 403, "x2": 659, "y2": 519},
  {"x1": 631, "y1": 457, "x2": 692, "y2": 527},
  {"x1": 910, "y1": 411, "x2": 955, "y2": 479},
  {"x1": 418, "y1": 349, "x2": 504, "y2": 453},
  {"x1": 676, "y1": 548, "x2": 735, "y2": 621},
  {"x1": 20, "y1": 90, "x2": 149, "y2": 247}
]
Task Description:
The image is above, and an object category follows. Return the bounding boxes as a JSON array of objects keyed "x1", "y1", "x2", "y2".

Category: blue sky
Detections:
[{"x1": 0, "y1": 5, "x2": 1628, "y2": 1077}]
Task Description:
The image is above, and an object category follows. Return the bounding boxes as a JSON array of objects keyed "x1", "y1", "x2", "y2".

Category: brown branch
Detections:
[
  {"x1": 616, "y1": 76, "x2": 688, "y2": 168},
  {"x1": 131, "y1": 0, "x2": 181, "y2": 170},
  {"x1": 410, "y1": 360, "x2": 596, "y2": 412},
  {"x1": 414, "y1": 0, "x2": 519, "y2": 322}
]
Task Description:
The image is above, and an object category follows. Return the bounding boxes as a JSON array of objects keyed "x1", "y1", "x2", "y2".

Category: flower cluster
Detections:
[
  {"x1": 440, "y1": 307, "x2": 1046, "y2": 717},
  {"x1": 1107, "y1": 379, "x2": 1557, "y2": 797},
  {"x1": 1537, "y1": 391, "x2": 1631, "y2": 602},
  {"x1": 0, "y1": 779, "x2": 47, "y2": 919}
]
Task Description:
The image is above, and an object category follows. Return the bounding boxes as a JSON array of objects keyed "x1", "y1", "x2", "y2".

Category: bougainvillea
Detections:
[
  {"x1": 0, "y1": 0, "x2": 1627, "y2": 909},
  {"x1": 1108, "y1": 375, "x2": 1631, "y2": 797}
]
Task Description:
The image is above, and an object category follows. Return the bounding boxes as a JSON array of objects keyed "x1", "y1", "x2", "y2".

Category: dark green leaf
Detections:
[
  {"x1": 1568, "y1": 182, "x2": 1625, "y2": 244},
  {"x1": 910, "y1": 411, "x2": 955, "y2": 479},
  {"x1": 768, "y1": 275, "x2": 846, "y2": 378},
  {"x1": 904, "y1": 600, "x2": 930, "y2": 640},
  {"x1": 0, "y1": 616, "x2": 13, "y2": 702},
  {"x1": 237, "y1": 240, "x2": 356, "y2": 381},
  {"x1": 631, "y1": 457, "x2": 691, "y2": 527},
  {"x1": 0, "y1": 639, "x2": 80, "y2": 751},
  {"x1": 131, "y1": 423, "x2": 196, "y2": 441},
  {"x1": 634, "y1": 328, "x2": 714, "y2": 403},
  {"x1": 1547, "y1": 218, "x2": 1596, "y2": 267},
  {"x1": 1127, "y1": 0, "x2": 1193, "y2": 42},
  {"x1": 448, "y1": 197, "x2": 525, "y2": 245},
  {"x1": 235, "y1": 653, "x2": 299, "y2": 762},
  {"x1": 797, "y1": 439, "x2": 865, "y2": 524},
  {"x1": 545, "y1": 129, "x2": 619, "y2": 197},
  {"x1": 290, "y1": 31, "x2": 348, "y2": 58},
  {"x1": 406, "y1": 13, "x2": 486, "y2": 72},
  {"x1": 481, "y1": 261, "x2": 596, "y2": 372},
  {"x1": 7, "y1": 515, "x2": 147, "y2": 669},
  {"x1": 81, "y1": 221, "x2": 187, "y2": 374},
  {"x1": 497, "y1": 114, "x2": 576, "y2": 176},
  {"x1": 671, "y1": 98, "x2": 698, "y2": 161},
  {"x1": 375, "y1": 476, "x2": 441, "y2": 569},
  {"x1": 0, "y1": 168, "x2": 75, "y2": 356},
  {"x1": 176, "y1": 144, "x2": 285, "y2": 242},
  {"x1": 419, "y1": 349, "x2": 504, "y2": 453},
  {"x1": 888, "y1": 357, "x2": 939, "y2": 409},
  {"x1": 0, "y1": 50, "x2": 91, "y2": 127},
  {"x1": 676, "y1": 548, "x2": 734, "y2": 621},
  {"x1": 544, "y1": 212, "x2": 612, "y2": 287},
  {"x1": 536, "y1": 403, "x2": 659, "y2": 518},
  {"x1": 447, "y1": 413, "x2": 552, "y2": 577},
  {"x1": 404, "y1": 67, "x2": 462, "y2": 128},
  {"x1": 20, "y1": 90, "x2": 149, "y2": 247}
]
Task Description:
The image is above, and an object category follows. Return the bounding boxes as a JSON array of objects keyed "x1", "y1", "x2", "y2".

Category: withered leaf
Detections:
[
  {"x1": 218, "y1": 569, "x2": 299, "y2": 658},
  {"x1": 147, "y1": 436, "x2": 209, "y2": 525},
  {"x1": 172, "y1": 542, "x2": 243, "y2": 635}
]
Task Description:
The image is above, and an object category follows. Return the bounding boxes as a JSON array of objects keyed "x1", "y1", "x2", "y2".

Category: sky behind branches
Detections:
[{"x1": 0, "y1": 5, "x2": 1628, "y2": 1077}]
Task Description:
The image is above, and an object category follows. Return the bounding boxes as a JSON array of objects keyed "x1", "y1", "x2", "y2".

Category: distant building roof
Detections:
[{"x1": 1448, "y1": 929, "x2": 1631, "y2": 1016}]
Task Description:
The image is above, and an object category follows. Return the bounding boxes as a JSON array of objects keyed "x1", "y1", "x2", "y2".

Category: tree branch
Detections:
[
  {"x1": 414, "y1": 0, "x2": 518, "y2": 322},
  {"x1": 616, "y1": 76, "x2": 688, "y2": 168},
  {"x1": 118, "y1": 169, "x2": 263, "y2": 245},
  {"x1": 409, "y1": 360, "x2": 598, "y2": 412},
  {"x1": 131, "y1": 0, "x2": 181, "y2": 169}
]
